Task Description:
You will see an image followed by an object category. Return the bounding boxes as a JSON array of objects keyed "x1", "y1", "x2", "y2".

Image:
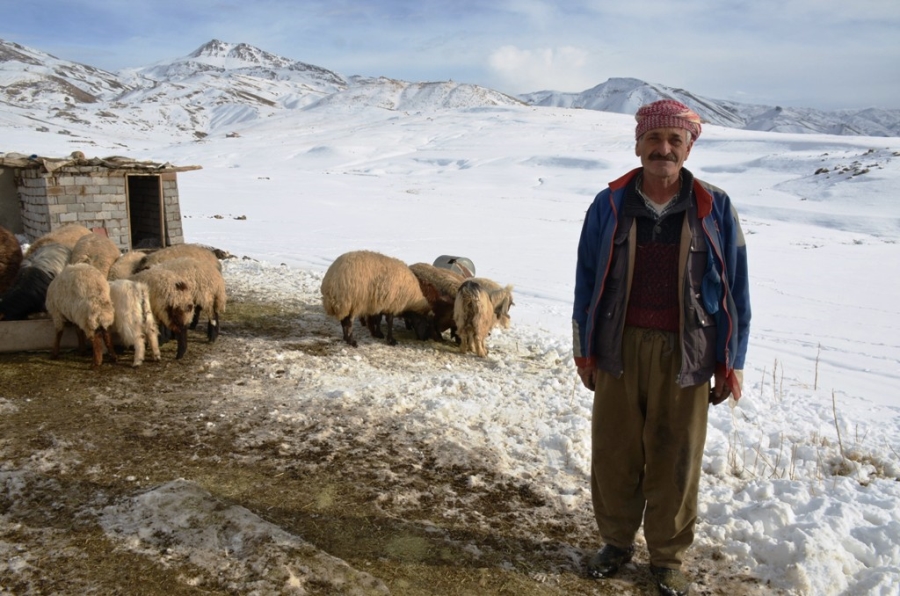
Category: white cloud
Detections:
[{"x1": 488, "y1": 45, "x2": 595, "y2": 93}]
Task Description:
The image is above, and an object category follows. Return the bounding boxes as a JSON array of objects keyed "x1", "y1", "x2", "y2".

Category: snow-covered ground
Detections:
[{"x1": 2, "y1": 101, "x2": 899, "y2": 595}]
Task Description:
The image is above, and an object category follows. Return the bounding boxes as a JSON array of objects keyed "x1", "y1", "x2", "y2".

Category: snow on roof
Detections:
[{"x1": 0, "y1": 151, "x2": 202, "y2": 174}]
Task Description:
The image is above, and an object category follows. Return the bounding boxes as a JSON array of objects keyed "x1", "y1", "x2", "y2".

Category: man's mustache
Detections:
[{"x1": 649, "y1": 152, "x2": 677, "y2": 162}]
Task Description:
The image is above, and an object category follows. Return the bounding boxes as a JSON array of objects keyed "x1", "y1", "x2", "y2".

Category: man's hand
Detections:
[
  {"x1": 711, "y1": 369, "x2": 743, "y2": 405},
  {"x1": 578, "y1": 366, "x2": 597, "y2": 391}
]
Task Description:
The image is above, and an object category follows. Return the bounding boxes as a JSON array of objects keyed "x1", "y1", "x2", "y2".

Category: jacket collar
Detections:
[{"x1": 609, "y1": 167, "x2": 712, "y2": 219}]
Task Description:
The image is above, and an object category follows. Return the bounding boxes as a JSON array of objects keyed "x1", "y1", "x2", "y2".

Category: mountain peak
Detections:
[{"x1": 187, "y1": 39, "x2": 295, "y2": 70}]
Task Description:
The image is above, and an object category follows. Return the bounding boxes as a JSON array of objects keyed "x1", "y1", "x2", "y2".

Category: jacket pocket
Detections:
[{"x1": 598, "y1": 230, "x2": 629, "y2": 319}]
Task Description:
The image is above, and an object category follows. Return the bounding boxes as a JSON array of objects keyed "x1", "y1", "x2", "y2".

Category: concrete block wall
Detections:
[
  {"x1": 17, "y1": 167, "x2": 184, "y2": 250},
  {"x1": 161, "y1": 173, "x2": 184, "y2": 246}
]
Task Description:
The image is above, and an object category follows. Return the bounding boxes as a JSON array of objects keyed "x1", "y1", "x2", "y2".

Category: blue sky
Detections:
[{"x1": 4, "y1": 0, "x2": 899, "y2": 110}]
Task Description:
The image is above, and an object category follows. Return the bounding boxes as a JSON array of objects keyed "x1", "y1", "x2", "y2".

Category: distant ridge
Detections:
[
  {"x1": 518, "y1": 78, "x2": 900, "y2": 137},
  {"x1": 1, "y1": 38, "x2": 898, "y2": 137}
]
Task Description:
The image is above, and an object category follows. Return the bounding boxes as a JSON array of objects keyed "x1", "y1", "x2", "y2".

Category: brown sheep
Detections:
[
  {"x1": 152, "y1": 257, "x2": 227, "y2": 342},
  {"x1": 321, "y1": 250, "x2": 432, "y2": 346},
  {"x1": 130, "y1": 266, "x2": 195, "y2": 359},
  {"x1": 0, "y1": 225, "x2": 23, "y2": 294},
  {"x1": 409, "y1": 262, "x2": 465, "y2": 340}
]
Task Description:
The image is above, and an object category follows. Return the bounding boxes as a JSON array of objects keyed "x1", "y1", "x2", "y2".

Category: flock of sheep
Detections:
[
  {"x1": 320, "y1": 250, "x2": 514, "y2": 357},
  {"x1": 0, "y1": 224, "x2": 515, "y2": 368},
  {"x1": 0, "y1": 223, "x2": 225, "y2": 368}
]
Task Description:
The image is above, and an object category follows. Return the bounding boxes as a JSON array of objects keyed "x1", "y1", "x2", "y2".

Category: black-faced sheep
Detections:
[
  {"x1": 129, "y1": 266, "x2": 195, "y2": 359},
  {"x1": 151, "y1": 257, "x2": 227, "y2": 342},
  {"x1": 0, "y1": 242, "x2": 71, "y2": 321},
  {"x1": 69, "y1": 232, "x2": 121, "y2": 278},
  {"x1": 409, "y1": 262, "x2": 465, "y2": 340},
  {"x1": 453, "y1": 279, "x2": 495, "y2": 358},
  {"x1": 321, "y1": 250, "x2": 432, "y2": 347},
  {"x1": 23, "y1": 223, "x2": 92, "y2": 258},
  {"x1": 134, "y1": 243, "x2": 222, "y2": 274},
  {"x1": 107, "y1": 251, "x2": 148, "y2": 281},
  {"x1": 469, "y1": 276, "x2": 514, "y2": 330},
  {"x1": 109, "y1": 279, "x2": 161, "y2": 367},
  {"x1": 45, "y1": 263, "x2": 117, "y2": 369},
  {"x1": 0, "y1": 225, "x2": 23, "y2": 294}
]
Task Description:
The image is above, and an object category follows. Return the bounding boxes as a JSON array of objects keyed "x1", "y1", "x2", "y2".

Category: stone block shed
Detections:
[{"x1": 0, "y1": 151, "x2": 201, "y2": 250}]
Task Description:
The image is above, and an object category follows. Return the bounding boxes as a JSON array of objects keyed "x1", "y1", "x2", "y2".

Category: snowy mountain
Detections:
[
  {"x1": 0, "y1": 40, "x2": 130, "y2": 106},
  {"x1": 519, "y1": 77, "x2": 900, "y2": 137},
  {"x1": 1, "y1": 38, "x2": 898, "y2": 138}
]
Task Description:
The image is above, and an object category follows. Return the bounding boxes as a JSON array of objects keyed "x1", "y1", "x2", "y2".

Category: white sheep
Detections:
[
  {"x1": 469, "y1": 276, "x2": 514, "y2": 329},
  {"x1": 150, "y1": 256, "x2": 227, "y2": 342},
  {"x1": 321, "y1": 250, "x2": 432, "y2": 346},
  {"x1": 109, "y1": 279, "x2": 161, "y2": 367},
  {"x1": 69, "y1": 232, "x2": 121, "y2": 278},
  {"x1": 130, "y1": 266, "x2": 195, "y2": 359},
  {"x1": 45, "y1": 263, "x2": 117, "y2": 369},
  {"x1": 135, "y1": 243, "x2": 222, "y2": 273},
  {"x1": 453, "y1": 279, "x2": 495, "y2": 358},
  {"x1": 107, "y1": 251, "x2": 148, "y2": 281},
  {"x1": 24, "y1": 223, "x2": 92, "y2": 258}
]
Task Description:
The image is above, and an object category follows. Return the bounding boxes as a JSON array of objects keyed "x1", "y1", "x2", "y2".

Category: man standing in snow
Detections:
[{"x1": 572, "y1": 99, "x2": 751, "y2": 596}]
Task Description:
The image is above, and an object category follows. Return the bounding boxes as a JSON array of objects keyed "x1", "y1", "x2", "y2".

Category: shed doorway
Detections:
[{"x1": 127, "y1": 174, "x2": 165, "y2": 249}]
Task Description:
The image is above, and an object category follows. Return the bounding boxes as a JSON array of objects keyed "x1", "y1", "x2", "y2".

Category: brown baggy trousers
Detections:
[{"x1": 591, "y1": 326, "x2": 709, "y2": 569}]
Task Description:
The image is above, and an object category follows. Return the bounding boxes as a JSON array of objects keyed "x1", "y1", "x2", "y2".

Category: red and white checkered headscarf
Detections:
[{"x1": 635, "y1": 99, "x2": 702, "y2": 141}]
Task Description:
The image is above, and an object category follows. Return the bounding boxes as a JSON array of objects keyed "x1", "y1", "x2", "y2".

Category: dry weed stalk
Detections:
[
  {"x1": 814, "y1": 343, "x2": 821, "y2": 391},
  {"x1": 832, "y1": 389, "x2": 846, "y2": 463}
]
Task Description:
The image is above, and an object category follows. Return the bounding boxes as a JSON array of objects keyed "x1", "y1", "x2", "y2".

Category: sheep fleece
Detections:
[
  {"x1": 138, "y1": 244, "x2": 222, "y2": 273},
  {"x1": 70, "y1": 233, "x2": 121, "y2": 278},
  {"x1": 321, "y1": 250, "x2": 430, "y2": 320},
  {"x1": 453, "y1": 280, "x2": 495, "y2": 358},
  {"x1": 0, "y1": 225, "x2": 22, "y2": 294},
  {"x1": 45, "y1": 263, "x2": 115, "y2": 336},
  {"x1": 25, "y1": 223, "x2": 92, "y2": 258},
  {"x1": 109, "y1": 279, "x2": 160, "y2": 366}
]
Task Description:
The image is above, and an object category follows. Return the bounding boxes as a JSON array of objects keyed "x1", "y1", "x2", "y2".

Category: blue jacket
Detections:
[{"x1": 573, "y1": 167, "x2": 750, "y2": 396}]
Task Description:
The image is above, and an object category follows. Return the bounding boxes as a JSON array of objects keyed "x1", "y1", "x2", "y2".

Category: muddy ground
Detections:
[{"x1": 0, "y1": 290, "x2": 770, "y2": 596}]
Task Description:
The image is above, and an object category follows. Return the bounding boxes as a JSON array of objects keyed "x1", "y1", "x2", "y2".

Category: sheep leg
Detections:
[
  {"x1": 207, "y1": 311, "x2": 219, "y2": 342},
  {"x1": 75, "y1": 328, "x2": 88, "y2": 355},
  {"x1": 190, "y1": 305, "x2": 202, "y2": 330},
  {"x1": 147, "y1": 329, "x2": 161, "y2": 362},
  {"x1": 50, "y1": 329, "x2": 63, "y2": 360},
  {"x1": 384, "y1": 313, "x2": 398, "y2": 346},
  {"x1": 365, "y1": 314, "x2": 384, "y2": 338},
  {"x1": 175, "y1": 327, "x2": 188, "y2": 359},
  {"x1": 90, "y1": 329, "x2": 105, "y2": 369},
  {"x1": 102, "y1": 328, "x2": 117, "y2": 364},
  {"x1": 340, "y1": 316, "x2": 358, "y2": 347},
  {"x1": 133, "y1": 333, "x2": 146, "y2": 367}
]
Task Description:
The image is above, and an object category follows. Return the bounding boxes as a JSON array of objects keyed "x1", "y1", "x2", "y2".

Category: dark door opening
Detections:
[{"x1": 127, "y1": 175, "x2": 165, "y2": 249}]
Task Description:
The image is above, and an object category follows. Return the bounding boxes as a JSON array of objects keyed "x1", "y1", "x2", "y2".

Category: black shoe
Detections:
[
  {"x1": 651, "y1": 566, "x2": 691, "y2": 596},
  {"x1": 586, "y1": 543, "x2": 634, "y2": 579}
]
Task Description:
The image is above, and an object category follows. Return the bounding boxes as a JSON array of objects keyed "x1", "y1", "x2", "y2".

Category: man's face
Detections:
[{"x1": 635, "y1": 127, "x2": 693, "y2": 179}]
